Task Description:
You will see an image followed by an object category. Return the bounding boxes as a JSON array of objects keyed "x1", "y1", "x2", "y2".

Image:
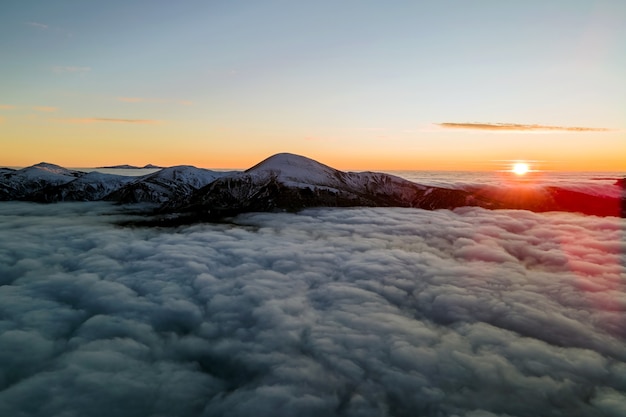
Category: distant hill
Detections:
[{"x1": 97, "y1": 164, "x2": 164, "y2": 169}]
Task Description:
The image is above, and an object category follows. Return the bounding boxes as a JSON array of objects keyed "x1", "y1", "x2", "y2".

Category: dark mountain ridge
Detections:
[
  {"x1": 96, "y1": 163, "x2": 164, "y2": 169},
  {"x1": 1, "y1": 154, "x2": 624, "y2": 220}
]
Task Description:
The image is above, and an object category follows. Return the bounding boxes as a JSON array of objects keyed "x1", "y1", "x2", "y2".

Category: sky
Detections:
[{"x1": 1, "y1": 0, "x2": 625, "y2": 171}]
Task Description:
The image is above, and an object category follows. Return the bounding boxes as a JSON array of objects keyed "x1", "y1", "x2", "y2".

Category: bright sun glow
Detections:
[{"x1": 512, "y1": 163, "x2": 530, "y2": 175}]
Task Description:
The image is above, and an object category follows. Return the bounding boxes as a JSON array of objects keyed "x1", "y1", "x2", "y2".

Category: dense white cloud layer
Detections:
[{"x1": 0, "y1": 202, "x2": 624, "y2": 417}]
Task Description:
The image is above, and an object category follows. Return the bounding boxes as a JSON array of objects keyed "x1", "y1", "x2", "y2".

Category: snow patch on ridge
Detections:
[{"x1": 147, "y1": 165, "x2": 232, "y2": 189}]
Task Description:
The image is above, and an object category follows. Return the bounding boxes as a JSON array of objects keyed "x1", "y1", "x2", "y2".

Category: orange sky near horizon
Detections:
[
  {"x1": 1, "y1": 2, "x2": 625, "y2": 173},
  {"x1": 1, "y1": 117, "x2": 624, "y2": 172}
]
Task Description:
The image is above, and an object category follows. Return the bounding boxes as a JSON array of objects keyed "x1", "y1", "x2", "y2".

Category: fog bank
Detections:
[{"x1": 0, "y1": 203, "x2": 624, "y2": 417}]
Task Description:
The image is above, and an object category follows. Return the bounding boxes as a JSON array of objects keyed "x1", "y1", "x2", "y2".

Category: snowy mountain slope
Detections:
[
  {"x1": 0, "y1": 162, "x2": 229, "y2": 203},
  {"x1": 244, "y1": 153, "x2": 416, "y2": 199},
  {"x1": 0, "y1": 163, "x2": 84, "y2": 200},
  {"x1": 28, "y1": 172, "x2": 136, "y2": 202},
  {"x1": 0, "y1": 168, "x2": 17, "y2": 200},
  {"x1": 241, "y1": 153, "x2": 470, "y2": 207},
  {"x1": 106, "y1": 165, "x2": 233, "y2": 203}
]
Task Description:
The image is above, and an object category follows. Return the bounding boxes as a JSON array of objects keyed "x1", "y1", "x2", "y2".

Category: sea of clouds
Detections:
[{"x1": 0, "y1": 202, "x2": 624, "y2": 417}]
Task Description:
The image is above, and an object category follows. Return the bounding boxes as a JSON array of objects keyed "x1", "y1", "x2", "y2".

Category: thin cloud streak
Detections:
[
  {"x1": 117, "y1": 97, "x2": 166, "y2": 104},
  {"x1": 26, "y1": 21, "x2": 72, "y2": 37},
  {"x1": 58, "y1": 118, "x2": 162, "y2": 125},
  {"x1": 32, "y1": 106, "x2": 58, "y2": 113},
  {"x1": 117, "y1": 97, "x2": 193, "y2": 106},
  {"x1": 438, "y1": 122, "x2": 612, "y2": 132},
  {"x1": 0, "y1": 105, "x2": 16, "y2": 110},
  {"x1": 52, "y1": 66, "x2": 91, "y2": 73},
  {"x1": 25, "y1": 21, "x2": 48, "y2": 29}
]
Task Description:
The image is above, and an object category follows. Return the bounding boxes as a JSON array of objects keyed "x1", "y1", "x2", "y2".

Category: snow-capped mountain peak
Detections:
[
  {"x1": 23, "y1": 162, "x2": 80, "y2": 178},
  {"x1": 247, "y1": 153, "x2": 335, "y2": 173},
  {"x1": 246, "y1": 152, "x2": 346, "y2": 189},
  {"x1": 31, "y1": 162, "x2": 72, "y2": 174}
]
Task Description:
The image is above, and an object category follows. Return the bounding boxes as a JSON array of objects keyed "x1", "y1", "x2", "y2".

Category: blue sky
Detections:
[{"x1": 1, "y1": 1, "x2": 625, "y2": 170}]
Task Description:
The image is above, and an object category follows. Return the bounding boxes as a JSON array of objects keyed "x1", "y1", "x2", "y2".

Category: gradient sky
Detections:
[{"x1": 1, "y1": 1, "x2": 625, "y2": 170}]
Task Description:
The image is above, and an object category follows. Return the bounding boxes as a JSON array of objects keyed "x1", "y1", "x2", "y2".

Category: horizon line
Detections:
[{"x1": 2, "y1": 162, "x2": 625, "y2": 174}]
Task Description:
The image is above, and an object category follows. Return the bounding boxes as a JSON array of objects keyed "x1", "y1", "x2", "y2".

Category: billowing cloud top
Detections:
[
  {"x1": 438, "y1": 122, "x2": 612, "y2": 132},
  {"x1": 0, "y1": 203, "x2": 624, "y2": 417}
]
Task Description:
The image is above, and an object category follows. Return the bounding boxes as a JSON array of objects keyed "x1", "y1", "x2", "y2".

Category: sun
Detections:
[{"x1": 512, "y1": 162, "x2": 529, "y2": 175}]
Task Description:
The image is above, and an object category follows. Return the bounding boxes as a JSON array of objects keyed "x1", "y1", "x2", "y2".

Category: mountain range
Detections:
[
  {"x1": 1, "y1": 153, "x2": 624, "y2": 220},
  {"x1": 96, "y1": 163, "x2": 163, "y2": 169}
]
